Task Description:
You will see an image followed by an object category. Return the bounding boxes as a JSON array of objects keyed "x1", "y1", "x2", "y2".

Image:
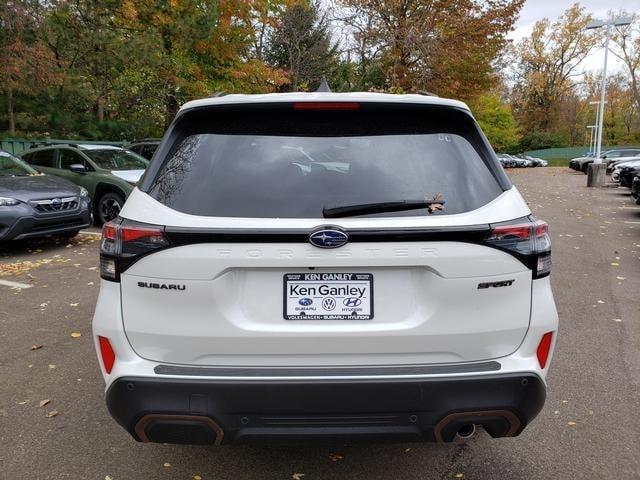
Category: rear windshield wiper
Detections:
[{"x1": 323, "y1": 198, "x2": 445, "y2": 218}]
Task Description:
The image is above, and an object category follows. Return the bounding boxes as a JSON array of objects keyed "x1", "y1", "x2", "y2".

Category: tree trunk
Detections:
[
  {"x1": 7, "y1": 83, "x2": 15, "y2": 136},
  {"x1": 96, "y1": 95, "x2": 105, "y2": 122},
  {"x1": 165, "y1": 89, "x2": 179, "y2": 128}
]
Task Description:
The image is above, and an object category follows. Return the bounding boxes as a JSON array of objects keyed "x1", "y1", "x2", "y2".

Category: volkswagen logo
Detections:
[
  {"x1": 343, "y1": 297, "x2": 362, "y2": 307},
  {"x1": 309, "y1": 228, "x2": 348, "y2": 249},
  {"x1": 322, "y1": 297, "x2": 337, "y2": 310}
]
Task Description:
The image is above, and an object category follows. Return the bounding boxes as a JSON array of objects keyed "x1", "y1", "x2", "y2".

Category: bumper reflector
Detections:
[
  {"x1": 98, "y1": 336, "x2": 116, "y2": 374},
  {"x1": 536, "y1": 332, "x2": 554, "y2": 369}
]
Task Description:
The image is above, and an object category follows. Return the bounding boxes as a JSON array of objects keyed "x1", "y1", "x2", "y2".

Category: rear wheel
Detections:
[{"x1": 96, "y1": 192, "x2": 124, "y2": 225}]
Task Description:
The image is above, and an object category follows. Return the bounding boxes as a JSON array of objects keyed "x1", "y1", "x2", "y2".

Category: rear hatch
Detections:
[{"x1": 113, "y1": 100, "x2": 536, "y2": 367}]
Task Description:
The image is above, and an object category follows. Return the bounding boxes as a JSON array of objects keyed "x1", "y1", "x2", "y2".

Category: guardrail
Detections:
[{"x1": 1, "y1": 139, "x2": 124, "y2": 156}]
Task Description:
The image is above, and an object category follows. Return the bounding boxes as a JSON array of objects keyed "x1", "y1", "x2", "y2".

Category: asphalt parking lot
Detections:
[{"x1": 1, "y1": 167, "x2": 639, "y2": 480}]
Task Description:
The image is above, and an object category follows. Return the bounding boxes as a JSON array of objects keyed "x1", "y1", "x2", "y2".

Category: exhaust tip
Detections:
[{"x1": 456, "y1": 424, "x2": 476, "y2": 439}]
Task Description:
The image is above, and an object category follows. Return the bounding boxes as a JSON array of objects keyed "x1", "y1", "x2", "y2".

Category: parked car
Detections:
[
  {"x1": 611, "y1": 159, "x2": 640, "y2": 183},
  {"x1": 523, "y1": 155, "x2": 548, "y2": 167},
  {"x1": 0, "y1": 151, "x2": 91, "y2": 241},
  {"x1": 20, "y1": 144, "x2": 148, "y2": 225},
  {"x1": 93, "y1": 92, "x2": 558, "y2": 446},
  {"x1": 569, "y1": 149, "x2": 640, "y2": 174},
  {"x1": 631, "y1": 176, "x2": 640, "y2": 204},
  {"x1": 606, "y1": 155, "x2": 640, "y2": 174},
  {"x1": 125, "y1": 139, "x2": 160, "y2": 160},
  {"x1": 617, "y1": 164, "x2": 640, "y2": 188}
]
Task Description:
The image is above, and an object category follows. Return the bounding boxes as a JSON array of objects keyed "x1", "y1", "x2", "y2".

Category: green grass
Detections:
[{"x1": 545, "y1": 157, "x2": 570, "y2": 167}]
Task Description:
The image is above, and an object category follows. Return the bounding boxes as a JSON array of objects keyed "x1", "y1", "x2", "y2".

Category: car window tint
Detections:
[
  {"x1": 84, "y1": 149, "x2": 148, "y2": 170},
  {"x1": 26, "y1": 149, "x2": 56, "y2": 167},
  {"x1": 142, "y1": 144, "x2": 157, "y2": 159},
  {"x1": 59, "y1": 149, "x2": 87, "y2": 170},
  {"x1": 147, "y1": 106, "x2": 504, "y2": 218}
]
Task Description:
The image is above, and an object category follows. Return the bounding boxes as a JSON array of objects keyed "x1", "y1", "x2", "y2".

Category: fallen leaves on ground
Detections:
[
  {"x1": 39, "y1": 399, "x2": 50, "y2": 407},
  {"x1": 292, "y1": 474, "x2": 305, "y2": 480},
  {"x1": 46, "y1": 410, "x2": 59, "y2": 418},
  {"x1": 69, "y1": 303, "x2": 79, "y2": 307},
  {"x1": 455, "y1": 474, "x2": 464, "y2": 479},
  {"x1": 567, "y1": 421, "x2": 577, "y2": 426},
  {"x1": 328, "y1": 453, "x2": 344, "y2": 462},
  {"x1": 163, "y1": 463, "x2": 171, "y2": 468},
  {"x1": 71, "y1": 332, "x2": 82, "y2": 338},
  {"x1": 0, "y1": 255, "x2": 75, "y2": 277},
  {"x1": 48, "y1": 364, "x2": 56, "y2": 369},
  {"x1": 30, "y1": 344, "x2": 43, "y2": 351}
]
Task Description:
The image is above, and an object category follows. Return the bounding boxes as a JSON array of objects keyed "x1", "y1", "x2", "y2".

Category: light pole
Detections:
[
  {"x1": 585, "y1": 16, "x2": 632, "y2": 186},
  {"x1": 587, "y1": 100, "x2": 604, "y2": 155},
  {"x1": 587, "y1": 125, "x2": 596, "y2": 154}
]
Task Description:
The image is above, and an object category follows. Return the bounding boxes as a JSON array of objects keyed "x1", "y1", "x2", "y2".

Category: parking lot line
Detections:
[{"x1": 0, "y1": 279, "x2": 33, "y2": 289}]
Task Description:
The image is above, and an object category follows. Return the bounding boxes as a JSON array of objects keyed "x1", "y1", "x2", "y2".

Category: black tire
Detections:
[{"x1": 96, "y1": 192, "x2": 124, "y2": 225}]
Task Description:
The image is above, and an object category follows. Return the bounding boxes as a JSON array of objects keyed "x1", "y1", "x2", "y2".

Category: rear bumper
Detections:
[{"x1": 106, "y1": 373, "x2": 546, "y2": 445}]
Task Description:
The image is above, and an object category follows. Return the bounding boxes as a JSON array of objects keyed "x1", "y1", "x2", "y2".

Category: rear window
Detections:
[{"x1": 146, "y1": 104, "x2": 505, "y2": 218}]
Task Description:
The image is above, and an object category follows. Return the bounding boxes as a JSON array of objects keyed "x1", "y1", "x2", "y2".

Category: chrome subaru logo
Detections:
[
  {"x1": 309, "y1": 228, "x2": 348, "y2": 249},
  {"x1": 51, "y1": 198, "x2": 62, "y2": 205},
  {"x1": 298, "y1": 298, "x2": 313, "y2": 306}
]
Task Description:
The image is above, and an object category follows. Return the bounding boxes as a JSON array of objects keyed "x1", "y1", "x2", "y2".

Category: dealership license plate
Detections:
[{"x1": 284, "y1": 273, "x2": 373, "y2": 320}]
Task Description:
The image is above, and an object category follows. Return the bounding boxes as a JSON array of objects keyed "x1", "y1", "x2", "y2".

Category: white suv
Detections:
[{"x1": 93, "y1": 92, "x2": 558, "y2": 445}]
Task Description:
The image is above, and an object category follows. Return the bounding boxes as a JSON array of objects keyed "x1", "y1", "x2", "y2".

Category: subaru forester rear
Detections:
[{"x1": 93, "y1": 92, "x2": 558, "y2": 445}]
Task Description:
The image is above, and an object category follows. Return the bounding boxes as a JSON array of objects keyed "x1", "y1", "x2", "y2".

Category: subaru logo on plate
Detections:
[
  {"x1": 309, "y1": 228, "x2": 348, "y2": 249},
  {"x1": 298, "y1": 298, "x2": 313, "y2": 306}
]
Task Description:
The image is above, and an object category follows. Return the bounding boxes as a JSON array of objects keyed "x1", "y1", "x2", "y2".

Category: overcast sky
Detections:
[{"x1": 510, "y1": 0, "x2": 640, "y2": 71}]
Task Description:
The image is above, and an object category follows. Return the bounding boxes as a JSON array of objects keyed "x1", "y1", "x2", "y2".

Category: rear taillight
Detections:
[
  {"x1": 485, "y1": 218, "x2": 551, "y2": 278},
  {"x1": 100, "y1": 218, "x2": 169, "y2": 281}
]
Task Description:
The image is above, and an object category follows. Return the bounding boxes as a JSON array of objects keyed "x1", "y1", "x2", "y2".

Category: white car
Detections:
[{"x1": 93, "y1": 92, "x2": 558, "y2": 445}]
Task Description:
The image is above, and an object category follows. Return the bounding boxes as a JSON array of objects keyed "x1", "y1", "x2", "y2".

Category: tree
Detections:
[
  {"x1": 266, "y1": 1, "x2": 338, "y2": 91},
  {"x1": 0, "y1": 0, "x2": 57, "y2": 135},
  {"x1": 469, "y1": 93, "x2": 519, "y2": 151},
  {"x1": 338, "y1": 0, "x2": 523, "y2": 98},
  {"x1": 611, "y1": 12, "x2": 640, "y2": 112},
  {"x1": 510, "y1": 4, "x2": 597, "y2": 133}
]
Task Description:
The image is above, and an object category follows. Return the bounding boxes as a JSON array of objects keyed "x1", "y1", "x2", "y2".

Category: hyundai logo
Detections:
[
  {"x1": 298, "y1": 297, "x2": 313, "y2": 306},
  {"x1": 343, "y1": 297, "x2": 362, "y2": 307},
  {"x1": 309, "y1": 228, "x2": 348, "y2": 249}
]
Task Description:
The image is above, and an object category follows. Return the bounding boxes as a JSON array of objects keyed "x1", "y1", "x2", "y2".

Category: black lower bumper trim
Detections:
[
  {"x1": 106, "y1": 373, "x2": 546, "y2": 445},
  {"x1": 153, "y1": 361, "x2": 501, "y2": 377}
]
